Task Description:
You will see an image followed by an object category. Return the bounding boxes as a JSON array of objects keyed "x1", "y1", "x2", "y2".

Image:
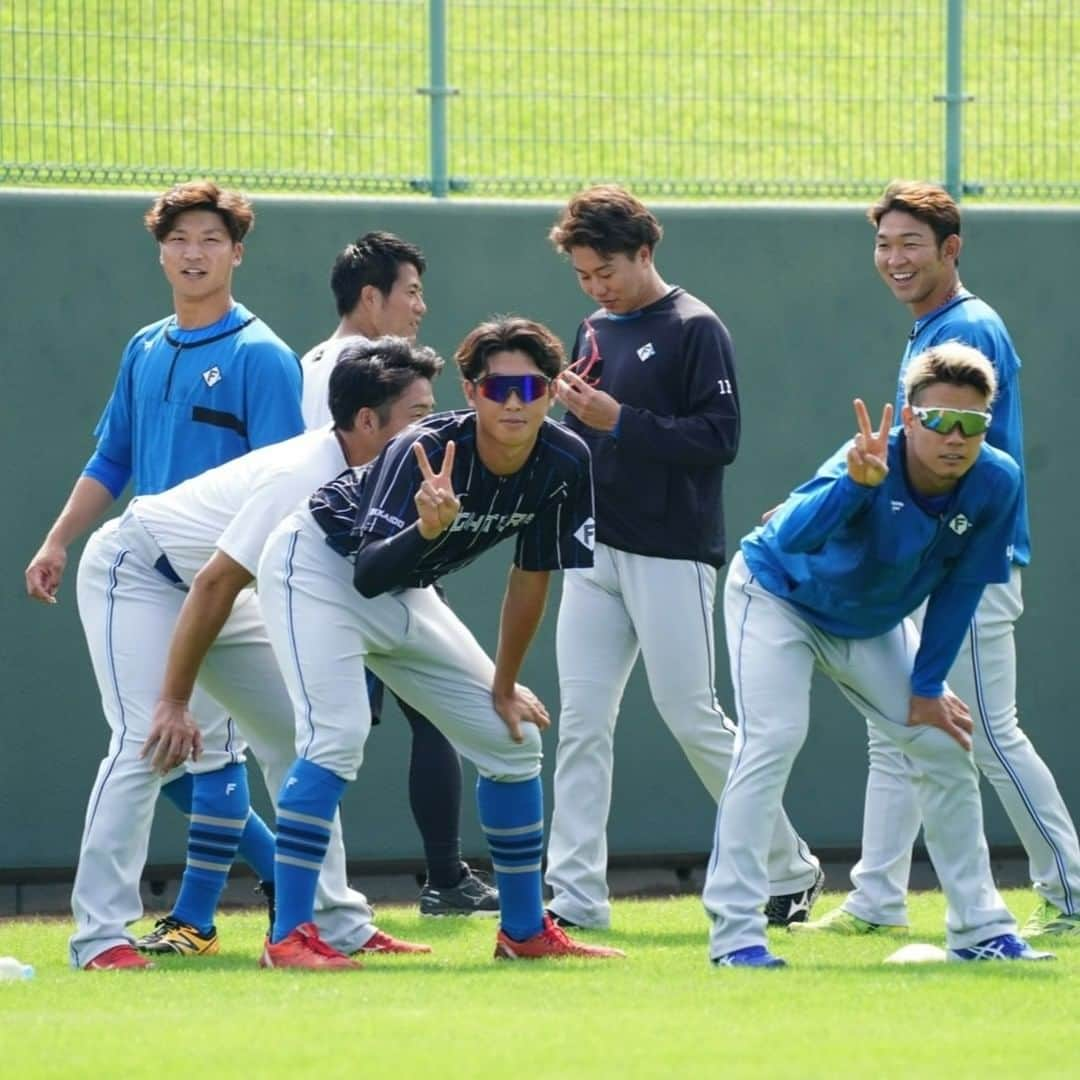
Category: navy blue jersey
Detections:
[
  {"x1": 310, "y1": 410, "x2": 595, "y2": 588},
  {"x1": 564, "y1": 287, "x2": 738, "y2": 566},
  {"x1": 87, "y1": 302, "x2": 303, "y2": 495},
  {"x1": 895, "y1": 291, "x2": 1030, "y2": 565}
]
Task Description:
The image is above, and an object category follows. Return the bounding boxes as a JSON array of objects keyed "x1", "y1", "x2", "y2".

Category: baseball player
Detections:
[
  {"x1": 798, "y1": 180, "x2": 1080, "y2": 939},
  {"x1": 299, "y1": 233, "x2": 497, "y2": 916},
  {"x1": 544, "y1": 185, "x2": 822, "y2": 931},
  {"x1": 705, "y1": 344, "x2": 1053, "y2": 967},
  {"x1": 300, "y1": 232, "x2": 426, "y2": 424},
  {"x1": 79, "y1": 340, "x2": 440, "y2": 969},
  {"x1": 246, "y1": 316, "x2": 624, "y2": 968},
  {"x1": 22, "y1": 181, "x2": 304, "y2": 971}
]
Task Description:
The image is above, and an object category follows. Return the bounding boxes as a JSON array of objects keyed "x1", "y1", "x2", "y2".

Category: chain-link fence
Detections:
[{"x1": 1, "y1": 1, "x2": 1076, "y2": 200}]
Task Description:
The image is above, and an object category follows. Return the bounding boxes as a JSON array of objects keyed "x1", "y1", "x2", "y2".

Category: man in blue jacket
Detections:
[
  {"x1": 799, "y1": 180, "x2": 1080, "y2": 940},
  {"x1": 704, "y1": 342, "x2": 1051, "y2": 967}
]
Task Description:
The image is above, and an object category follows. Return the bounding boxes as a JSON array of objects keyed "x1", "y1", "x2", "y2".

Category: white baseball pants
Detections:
[
  {"x1": 546, "y1": 542, "x2": 821, "y2": 930},
  {"x1": 704, "y1": 553, "x2": 1015, "y2": 958},
  {"x1": 69, "y1": 512, "x2": 372, "y2": 968},
  {"x1": 256, "y1": 511, "x2": 541, "y2": 785},
  {"x1": 843, "y1": 567, "x2": 1080, "y2": 925}
]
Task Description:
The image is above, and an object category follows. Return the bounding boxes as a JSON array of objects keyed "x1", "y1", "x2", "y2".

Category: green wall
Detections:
[{"x1": 2, "y1": 191, "x2": 1077, "y2": 876}]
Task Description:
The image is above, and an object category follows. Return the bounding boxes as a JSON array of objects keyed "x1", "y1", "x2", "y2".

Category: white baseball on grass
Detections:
[{"x1": 884, "y1": 943, "x2": 948, "y2": 964}]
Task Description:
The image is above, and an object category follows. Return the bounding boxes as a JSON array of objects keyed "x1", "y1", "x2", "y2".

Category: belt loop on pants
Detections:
[
  {"x1": 120, "y1": 506, "x2": 190, "y2": 593},
  {"x1": 153, "y1": 553, "x2": 185, "y2": 587}
]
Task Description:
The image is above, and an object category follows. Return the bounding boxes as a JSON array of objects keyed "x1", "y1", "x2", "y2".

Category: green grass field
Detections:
[
  {"x1": 1, "y1": 1, "x2": 1076, "y2": 199},
  {"x1": 1, "y1": 888, "x2": 1073, "y2": 1078}
]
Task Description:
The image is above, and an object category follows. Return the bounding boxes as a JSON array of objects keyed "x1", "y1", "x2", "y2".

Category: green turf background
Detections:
[
  {"x1": 1, "y1": 892, "x2": 1076, "y2": 1079},
  {"x1": 1, "y1": 190, "x2": 1076, "y2": 874}
]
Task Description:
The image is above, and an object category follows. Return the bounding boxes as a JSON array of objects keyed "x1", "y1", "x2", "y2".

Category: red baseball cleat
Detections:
[
  {"x1": 259, "y1": 922, "x2": 361, "y2": 970},
  {"x1": 357, "y1": 929, "x2": 433, "y2": 954},
  {"x1": 84, "y1": 944, "x2": 154, "y2": 971},
  {"x1": 494, "y1": 915, "x2": 626, "y2": 960}
]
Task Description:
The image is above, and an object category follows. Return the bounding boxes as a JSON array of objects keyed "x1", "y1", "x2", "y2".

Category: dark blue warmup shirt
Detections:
[
  {"x1": 310, "y1": 410, "x2": 596, "y2": 591},
  {"x1": 564, "y1": 286, "x2": 739, "y2": 566}
]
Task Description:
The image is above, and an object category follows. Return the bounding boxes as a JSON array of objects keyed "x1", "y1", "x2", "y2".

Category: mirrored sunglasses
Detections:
[
  {"x1": 474, "y1": 373, "x2": 551, "y2": 404},
  {"x1": 912, "y1": 405, "x2": 992, "y2": 437}
]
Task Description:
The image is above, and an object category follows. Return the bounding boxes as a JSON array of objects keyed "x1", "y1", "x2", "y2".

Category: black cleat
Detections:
[
  {"x1": 420, "y1": 865, "x2": 499, "y2": 917},
  {"x1": 543, "y1": 908, "x2": 581, "y2": 930},
  {"x1": 765, "y1": 868, "x2": 825, "y2": 927},
  {"x1": 255, "y1": 879, "x2": 276, "y2": 935}
]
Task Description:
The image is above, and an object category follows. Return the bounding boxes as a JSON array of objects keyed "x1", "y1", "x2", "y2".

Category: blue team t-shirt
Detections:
[
  {"x1": 86, "y1": 302, "x2": 303, "y2": 495},
  {"x1": 896, "y1": 292, "x2": 1030, "y2": 565},
  {"x1": 743, "y1": 429, "x2": 1021, "y2": 640}
]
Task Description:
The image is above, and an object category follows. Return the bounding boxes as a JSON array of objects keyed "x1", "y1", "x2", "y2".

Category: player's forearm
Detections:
[
  {"x1": 160, "y1": 578, "x2": 241, "y2": 702},
  {"x1": 44, "y1": 476, "x2": 116, "y2": 548},
  {"x1": 774, "y1": 473, "x2": 874, "y2": 553},
  {"x1": 615, "y1": 407, "x2": 740, "y2": 466},
  {"x1": 353, "y1": 524, "x2": 432, "y2": 597},
  {"x1": 492, "y1": 568, "x2": 550, "y2": 697},
  {"x1": 911, "y1": 579, "x2": 985, "y2": 697}
]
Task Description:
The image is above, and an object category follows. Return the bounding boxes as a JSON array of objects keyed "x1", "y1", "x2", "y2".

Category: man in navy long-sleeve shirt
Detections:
[{"x1": 544, "y1": 185, "x2": 821, "y2": 931}]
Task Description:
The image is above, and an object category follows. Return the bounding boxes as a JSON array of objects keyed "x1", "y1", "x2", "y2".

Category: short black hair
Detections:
[
  {"x1": 330, "y1": 232, "x2": 427, "y2": 317},
  {"x1": 329, "y1": 336, "x2": 443, "y2": 430},
  {"x1": 454, "y1": 316, "x2": 566, "y2": 383}
]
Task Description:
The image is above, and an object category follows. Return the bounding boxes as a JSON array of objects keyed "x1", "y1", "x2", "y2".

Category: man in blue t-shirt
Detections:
[
  {"x1": 798, "y1": 180, "x2": 1080, "y2": 942},
  {"x1": 23, "y1": 181, "x2": 312, "y2": 971},
  {"x1": 704, "y1": 342, "x2": 1052, "y2": 967}
]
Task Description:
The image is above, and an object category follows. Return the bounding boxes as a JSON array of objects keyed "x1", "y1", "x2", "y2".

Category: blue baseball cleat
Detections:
[
  {"x1": 712, "y1": 945, "x2": 787, "y2": 969},
  {"x1": 948, "y1": 933, "x2": 1055, "y2": 962}
]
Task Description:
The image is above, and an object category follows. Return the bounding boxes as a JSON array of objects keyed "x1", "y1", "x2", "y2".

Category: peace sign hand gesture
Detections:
[
  {"x1": 846, "y1": 399, "x2": 893, "y2": 488},
  {"x1": 413, "y1": 440, "x2": 460, "y2": 540}
]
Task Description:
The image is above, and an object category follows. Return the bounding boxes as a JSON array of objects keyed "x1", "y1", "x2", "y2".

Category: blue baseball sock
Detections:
[
  {"x1": 272, "y1": 758, "x2": 347, "y2": 944},
  {"x1": 162, "y1": 771, "x2": 276, "y2": 880},
  {"x1": 236, "y1": 812, "x2": 276, "y2": 881},
  {"x1": 161, "y1": 773, "x2": 194, "y2": 812},
  {"x1": 476, "y1": 775, "x2": 544, "y2": 941},
  {"x1": 172, "y1": 762, "x2": 250, "y2": 933}
]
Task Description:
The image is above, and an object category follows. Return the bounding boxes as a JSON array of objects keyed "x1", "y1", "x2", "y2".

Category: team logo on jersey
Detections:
[
  {"x1": 202, "y1": 365, "x2": 222, "y2": 387},
  {"x1": 449, "y1": 510, "x2": 535, "y2": 535},
  {"x1": 574, "y1": 518, "x2": 596, "y2": 551},
  {"x1": 948, "y1": 513, "x2": 971, "y2": 535},
  {"x1": 637, "y1": 342, "x2": 656, "y2": 362},
  {"x1": 890, "y1": 500, "x2": 905, "y2": 514}
]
